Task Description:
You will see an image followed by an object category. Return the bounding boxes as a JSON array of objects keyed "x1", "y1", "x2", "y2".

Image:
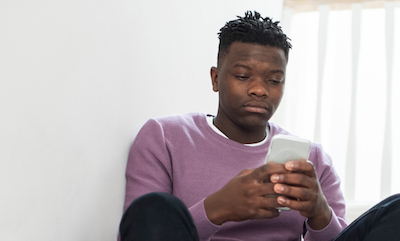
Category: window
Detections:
[{"x1": 272, "y1": 0, "x2": 400, "y2": 221}]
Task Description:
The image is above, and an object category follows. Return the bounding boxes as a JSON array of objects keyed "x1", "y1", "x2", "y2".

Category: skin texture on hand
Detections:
[
  {"x1": 204, "y1": 162, "x2": 289, "y2": 225},
  {"x1": 204, "y1": 160, "x2": 332, "y2": 230},
  {"x1": 270, "y1": 160, "x2": 332, "y2": 230}
]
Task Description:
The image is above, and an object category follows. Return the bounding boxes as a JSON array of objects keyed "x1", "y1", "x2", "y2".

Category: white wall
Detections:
[{"x1": 0, "y1": 1, "x2": 283, "y2": 240}]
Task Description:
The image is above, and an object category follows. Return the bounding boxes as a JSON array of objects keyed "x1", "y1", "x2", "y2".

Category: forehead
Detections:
[{"x1": 221, "y1": 42, "x2": 287, "y2": 69}]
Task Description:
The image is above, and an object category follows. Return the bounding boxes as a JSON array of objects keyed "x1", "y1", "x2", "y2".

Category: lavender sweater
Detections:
[{"x1": 124, "y1": 113, "x2": 347, "y2": 241}]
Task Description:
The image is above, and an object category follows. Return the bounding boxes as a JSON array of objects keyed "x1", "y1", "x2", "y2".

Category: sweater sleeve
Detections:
[
  {"x1": 123, "y1": 119, "x2": 173, "y2": 211},
  {"x1": 304, "y1": 145, "x2": 348, "y2": 241},
  {"x1": 123, "y1": 118, "x2": 220, "y2": 240},
  {"x1": 188, "y1": 199, "x2": 221, "y2": 241}
]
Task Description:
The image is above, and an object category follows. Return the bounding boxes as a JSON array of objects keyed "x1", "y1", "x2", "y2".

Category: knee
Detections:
[
  {"x1": 389, "y1": 193, "x2": 400, "y2": 199},
  {"x1": 137, "y1": 192, "x2": 180, "y2": 206},
  {"x1": 125, "y1": 192, "x2": 184, "y2": 215},
  {"x1": 131, "y1": 192, "x2": 170, "y2": 206},
  {"x1": 382, "y1": 193, "x2": 400, "y2": 208}
]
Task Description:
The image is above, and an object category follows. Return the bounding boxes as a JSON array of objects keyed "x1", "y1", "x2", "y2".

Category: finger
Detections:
[
  {"x1": 238, "y1": 195, "x2": 282, "y2": 220},
  {"x1": 273, "y1": 183, "x2": 315, "y2": 201},
  {"x1": 254, "y1": 190, "x2": 286, "y2": 215},
  {"x1": 270, "y1": 172, "x2": 314, "y2": 189},
  {"x1": 259, "y1": 182, "x2": 278, "y2": 196},
  {"x1": 248, "y1": 162, "x2": 288, "y2": 182},
  {"x1": 261, "y1": 193, "x2": 281, "y2": 206},
  {"x1": 285, "y1": 160, "x2": 316, "y2": 178},
  {"x1": 252, "y1": 206, "x2": 281, "y2": 219},
  {"x1": 276, "y1": 195, "x2": 311, "y2": 212}
]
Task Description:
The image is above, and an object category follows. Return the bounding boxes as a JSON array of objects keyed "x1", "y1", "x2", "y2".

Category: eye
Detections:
[
  {"x1": 268, "y1": 77, "x2": 285, "y2": 85},
  {"x1": 234, "y1": 75, "x2": 250, "y2": 81},
  {"x1": 268, "y1": 79, "x2": 282, "y2": 84}
]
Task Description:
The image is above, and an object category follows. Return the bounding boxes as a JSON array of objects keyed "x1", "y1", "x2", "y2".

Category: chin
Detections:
[{"x1": 240, "y1": 116, "x2": 270, "y2": 130}]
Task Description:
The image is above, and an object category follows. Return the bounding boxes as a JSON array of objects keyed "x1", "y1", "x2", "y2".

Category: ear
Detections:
[{"x1": 210, "y1": 67, "x2": 219, "y2": 92}]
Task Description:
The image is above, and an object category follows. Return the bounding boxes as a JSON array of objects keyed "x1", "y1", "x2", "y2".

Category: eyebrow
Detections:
[
  {"x1": 232, "y1": 63, "x2": 251, "y2": 70},
  {"x1": 270, "y1": 69, "x2": 285, "y2": 75},
  {"x1": 232, "y1": 63, "x2": 285, "y2": 75}
]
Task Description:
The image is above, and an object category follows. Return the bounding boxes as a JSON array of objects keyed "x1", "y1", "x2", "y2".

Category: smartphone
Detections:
[
  {"x1": 265, "y1": 134, "x2": 311, "y2": 210},
  {"x1": 265, "y1": 134, "x2": 311, "y2": 165}
]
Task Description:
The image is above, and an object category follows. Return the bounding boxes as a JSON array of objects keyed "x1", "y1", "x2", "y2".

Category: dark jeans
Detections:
[
  {"x1": 120, "y1": 192, "x2": 400, "y2": 241},
  {"x1": 119, "y1": 192, "x2": 199, "y2": 241},
  {"x1": 334, "y1": 193, "x2": 400, "y2": 241}
]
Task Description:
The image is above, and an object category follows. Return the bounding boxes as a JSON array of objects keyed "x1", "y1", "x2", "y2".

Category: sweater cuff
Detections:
[
  {"x1": 304, "y1": 207, "x2": 346, "y2": 241},
  {"x1": 188, "y1": 198, "x2": 220, "y2": 241}
]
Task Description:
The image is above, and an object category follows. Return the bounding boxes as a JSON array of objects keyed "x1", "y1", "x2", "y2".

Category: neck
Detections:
[{"x1": 213, "y1": 116, "x2": 267, "y2": 144}]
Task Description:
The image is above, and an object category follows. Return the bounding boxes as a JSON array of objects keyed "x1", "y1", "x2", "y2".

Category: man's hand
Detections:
[
  {"x1": 270, "y1": 160, "x2": 332, "y2": 230},
  {"x1": 204, "y1": 162, "x2": 289, "y2": 225}
]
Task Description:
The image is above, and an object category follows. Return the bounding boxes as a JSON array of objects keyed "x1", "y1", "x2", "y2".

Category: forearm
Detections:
[
  {"x1": 307, "y1": 204, "x2": 332, "y2": 230},
  {"x1": 306, "y1": 193, "x2": 332, "y2": 230},
  {"x1": 204, "y1": 193, "x2": 228, "y2": 225}
]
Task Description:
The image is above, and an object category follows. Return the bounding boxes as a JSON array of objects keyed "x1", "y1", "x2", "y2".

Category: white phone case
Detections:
[{"x1": 265, "y1": 134, "x2": 311, "y2": 165}]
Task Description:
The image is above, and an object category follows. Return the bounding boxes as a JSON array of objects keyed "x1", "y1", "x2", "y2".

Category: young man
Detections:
[{"x1": 119, "y1": 11, "x2": 347, "y2": 241}]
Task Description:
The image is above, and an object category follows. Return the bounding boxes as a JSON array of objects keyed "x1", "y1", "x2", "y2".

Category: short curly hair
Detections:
[{"x1": 217, "y1": 11, "x2": 291, "y2": 65}]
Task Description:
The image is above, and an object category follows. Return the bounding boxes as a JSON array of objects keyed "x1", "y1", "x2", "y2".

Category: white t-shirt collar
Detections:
[{"x1": 206, "y1": 115, "x2": 269, "y2": 146}]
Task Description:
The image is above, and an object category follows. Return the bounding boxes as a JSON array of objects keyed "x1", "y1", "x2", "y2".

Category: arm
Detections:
[
  {"x1": 303, "y1": 148, "x2": 348, "y2": 241},
  {"x1": 123, "y1": 119, "x2": 173, "y2": 211},
  {"x1": 125, "y1": 119, "x2": 224, "y2": 240}
]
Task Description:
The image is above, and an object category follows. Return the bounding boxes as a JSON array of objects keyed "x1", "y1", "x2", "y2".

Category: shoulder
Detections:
[
  {"x1": 148, "y1": 112, "x2": 207, "y2": 130},
  {"x1": 152, "y1": 112, "x2": 205, "y2": 125},
  {"x1": 139, "y1": 112, "x2": 209, "y2": 137},
  {"x1": 132, "y1": 113, "x2": 209, "y2": 150}
]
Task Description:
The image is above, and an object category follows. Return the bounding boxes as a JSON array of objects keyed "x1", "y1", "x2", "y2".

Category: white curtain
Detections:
[{"x1": 273, "y1": 1, "x2": 400, "y2": 219}]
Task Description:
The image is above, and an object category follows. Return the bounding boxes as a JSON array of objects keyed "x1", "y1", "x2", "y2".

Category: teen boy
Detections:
[{"x1": 120, "y1": 11, "x2": 346, "y2": 240}]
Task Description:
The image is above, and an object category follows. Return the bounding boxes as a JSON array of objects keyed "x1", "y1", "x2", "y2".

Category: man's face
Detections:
[{"x1": 211, "y1": 42, "x2": 287, "y2": 132}]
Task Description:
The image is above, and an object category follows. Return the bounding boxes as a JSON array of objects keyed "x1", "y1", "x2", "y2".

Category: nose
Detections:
[{"x1": 248, "y1": 78, "x2": 269, "y2": 98}]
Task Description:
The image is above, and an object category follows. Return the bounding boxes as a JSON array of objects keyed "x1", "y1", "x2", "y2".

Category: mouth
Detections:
[{"x1": 244, "y1": 102, "x2": 269, "y2": 114}]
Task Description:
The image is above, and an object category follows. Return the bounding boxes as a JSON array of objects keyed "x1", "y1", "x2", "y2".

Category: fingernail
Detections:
[
  {"x1": 278, "y1": 196, "x2": 286, "y2": 204},
  {"x1": 270, "y1": 175, "x2": 279, "y2": 182},
  {"x1": 275, "y1": 184, "x2": 284, "y2": 192},
  {"x1": 285, "y1": 162, "x2": 294, "y2": 169}
]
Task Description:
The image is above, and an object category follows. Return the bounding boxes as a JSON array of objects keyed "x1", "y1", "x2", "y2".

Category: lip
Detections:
[{"x1": 244, "y1": 101, "x2": 269, "y2": 114}]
